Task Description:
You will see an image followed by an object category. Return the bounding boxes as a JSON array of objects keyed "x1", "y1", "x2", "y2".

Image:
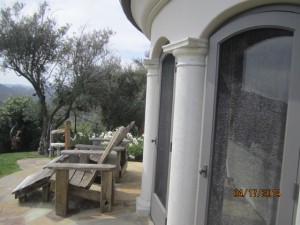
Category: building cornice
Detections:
[
  {"x1": 119, "y1": 0, "x2": 141, "y2": 32},
  {"x1": 120, "y1": 0, "x2": 170, "y2": 39}
]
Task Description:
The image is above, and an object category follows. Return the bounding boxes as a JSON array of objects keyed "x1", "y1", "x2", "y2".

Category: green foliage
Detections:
[
  {"x1": 0, "y1": 1, "x2": 146, "y2": 154},
  {"x1": 70, "y1": 132, "x2": 91, "y2": 146},
  {"x1": 0, "y1": 1, "x2": 115, "y2": 154},
  {"x1": 0, "y1": 151, "x2": 43, "y2": 178},
  {"x1": 98, "y1": 59, "x2": 146, "y2": 134},
  {"x1": 0, "y1": 2, "x2": 69, "y2": 79},
  {"x1": 127, "y1": 136, "x2": 143, "y2": 162},
  {"x1": 100, "y1": 130, "x2": 144, "y2": 161},
  {"x1": 0, "y1": 96, "x2": 41, "y2": 150}
]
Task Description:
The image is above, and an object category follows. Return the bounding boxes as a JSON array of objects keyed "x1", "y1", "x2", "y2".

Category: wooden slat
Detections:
[
  {"x1": 79, "y1": 171, "x2": 95, "y2": 188},
  {"x1": 68, "y1": 170, "x2": 76, "y2": 180},
  {"x1": 69, "y1": 170, "x2": 85, "y2": 186},
  {"x1": 42, "y1": 184, "x2": 50, "y2": 202},
  {"x1": 62, "y1": 150, "x2": 105, "y2": 155},
  {"x1": 69, "y1": 155, "x2": 79, "y2": 163},
  {"x1": 55, "y1": 169, "x2": 69, "y2": 216},
  {"x1": 75, "y1": 144, "x2": 103, "y2": 150},
  {"x1": 79, "y1": 154, "x2": 89, "y2": 163},
  {"x1": 12, "y1": 156, "x2": 66, "y2": 195},
  {"x1": 100, "y1": 171, "x2": 113, "y2": 213},
  {"x1": 69, "y1": 185, "x2": 100, "y2": 202},
  {"x1": 14, "y1": 177, "x2": 51, "y2": 198},
  {"x1": 45, "y1": 163, "x2": 116, "y2": 171},
  {"x1": 50, "y1": 143, "x2": 65, "y2": 148},
  {"x1": 50, "y1": 169, "x2": 76, "y2": 182},
  {"x1": 64, "y1": 121, "x2": 71, "y2": 150},
  {"x1": 90, "y1": 154, "x2": 101, "y2": 163},
  {"x1": 74, "y1": 145, "x2": 125, "y2": 151},
  {"x1": 100, "y1": 127, "x2": 126, "y2": 164},
  {"x1": 115, "y1": 152, "x2": 121, "y2": 182}
]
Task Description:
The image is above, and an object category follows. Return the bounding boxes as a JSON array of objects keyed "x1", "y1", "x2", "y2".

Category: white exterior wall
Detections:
[
  {"x1": 129, "y1": 0, "x2": 300, "y2": 224},
  {"x1": 131, "y1": 0, "x2": 300, "y2": 55}
]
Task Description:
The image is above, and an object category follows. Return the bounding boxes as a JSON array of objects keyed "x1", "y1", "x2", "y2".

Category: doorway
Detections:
[
  {"x1": 151, "y1": 54, "x2": 175, "y2": 225},
  {"x1": 198, "y1": 6, "x2": 300, "y2": 225}
]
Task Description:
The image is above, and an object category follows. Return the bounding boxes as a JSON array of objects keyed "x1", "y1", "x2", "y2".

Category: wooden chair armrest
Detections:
[
  {"x1": 112, "y1": 146, "x2": 126, "y2": 151},
  {"x1": 75, "y1": 145, "x2": 126, "y2": 152},
  {"x1": 61, "y1": 150, "x2": 105, "y2": 155},
  {"x1": 44, "y1": 163, "x2": 116, "y2": 171},
  {"x1": 50, "y1": 143, "x2": 65, "y2": 147},
  {"x1": 88, "y1": 138, "x2": 130, "y2": 145},
  {"x1": 75, "y1": 144, "x2": 103, "y2": 150}
]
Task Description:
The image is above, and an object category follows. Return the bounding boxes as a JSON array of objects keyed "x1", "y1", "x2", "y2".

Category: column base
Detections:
[{"x1": 136, "y1": 195, "x2": 151, "y2": 217}]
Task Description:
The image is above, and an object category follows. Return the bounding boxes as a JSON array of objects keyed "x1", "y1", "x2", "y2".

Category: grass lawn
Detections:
[{"x1": 0, "y1": 151, "x2": 44, "y2": 178}]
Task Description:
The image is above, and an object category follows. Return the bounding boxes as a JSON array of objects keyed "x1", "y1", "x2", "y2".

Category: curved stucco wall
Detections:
[{"x1": 145, "y1": 0, "x2": 300, "y2": 58}]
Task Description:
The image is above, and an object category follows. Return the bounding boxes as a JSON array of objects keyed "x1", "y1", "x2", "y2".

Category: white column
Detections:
[
  {"x1": 136, "y1": 59, "x2": 160, "y2": 216},
  {"x1": 163, "y1": 38, "x2": 208, "y2": 225}
]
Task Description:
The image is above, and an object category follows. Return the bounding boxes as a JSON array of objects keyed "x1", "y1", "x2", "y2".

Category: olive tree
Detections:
[{"x1": 0, "y1": 2, "x2": 114, "y2": 154}]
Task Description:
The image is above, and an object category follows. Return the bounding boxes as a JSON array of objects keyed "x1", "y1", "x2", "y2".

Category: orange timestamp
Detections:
[{"x1": 233, "y1": 189, "x2": 281, "y2": 198}]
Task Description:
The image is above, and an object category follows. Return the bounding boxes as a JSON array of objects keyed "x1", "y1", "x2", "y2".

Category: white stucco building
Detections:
[{"x1": 120, "y1": 1, "x2": 300, "y2": 225}]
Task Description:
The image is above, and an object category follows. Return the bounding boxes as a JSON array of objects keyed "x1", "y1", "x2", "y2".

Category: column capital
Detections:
[
  {"x1": 143, "y1": 59, "x2": 159, "y2": 77},
  {"x1": 143, "y1": 58, "x2": 159, "y2": 69},
  {"x1": 163, "y1": 37, "x2": 208, "y2": 55},
  {"x1": 163, "y1": 38, "x2": 208, "y2": 67}
]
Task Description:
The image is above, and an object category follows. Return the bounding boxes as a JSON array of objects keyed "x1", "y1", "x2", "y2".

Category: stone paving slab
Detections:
[{"x1": 0, "y1": 158, "x2": 152, "y2": 225}]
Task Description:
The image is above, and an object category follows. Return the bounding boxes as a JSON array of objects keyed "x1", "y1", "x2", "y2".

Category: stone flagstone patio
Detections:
[{"x1": 0, "y1": 158, "x2": 152, "y2": 225}]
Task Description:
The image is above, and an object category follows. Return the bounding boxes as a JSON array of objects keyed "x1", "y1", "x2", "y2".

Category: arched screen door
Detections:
[
  {"x1": 151, "y1": 54, "x2": 175, "y2": 225},
  {"x1": 198, "y1": 7, "x2": 300, "y2": 225},
  {"x1": 208, "y1": 28, "x2": 292, "y2": 225}
]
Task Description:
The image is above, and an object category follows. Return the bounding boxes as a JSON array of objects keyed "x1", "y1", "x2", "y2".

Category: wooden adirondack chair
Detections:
[
  {"x1": 48, "y1": 120, "x2": 72, "y2": 157},
  {"x1": 45, "y1": 126, "x2": 127, "y2": 216},
  {"x1": 12, "y1": 155, "x2": 68, "y2": 202},
  {"x1": 73, "y1": 121, "x2": 135, "y2": 182}
]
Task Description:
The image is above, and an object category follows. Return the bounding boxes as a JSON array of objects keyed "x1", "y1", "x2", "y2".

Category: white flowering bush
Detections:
[
  {"x1": 127, "y1": 135, "x2": 144, "y2": 161},
  {"x1": 71, "y1": 132, "x2": 95, "y2": 145},
  {"x1": 99, "y1": 130, "x2": 144, "y2": 161},
  {"x1": 99, "y1": 130, "x2": 116, "y2": 139},
  {"x1": 71, "y1": 129, "x2": 144, "y2": 161}
]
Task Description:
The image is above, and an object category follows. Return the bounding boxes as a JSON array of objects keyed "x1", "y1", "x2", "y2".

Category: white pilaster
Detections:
[
  {"x1": 136, "y1": 59, "x2": 160, "y2": 216},
  {"x1": 163, "y1": 38, "x2": 208, "y2": 225}
]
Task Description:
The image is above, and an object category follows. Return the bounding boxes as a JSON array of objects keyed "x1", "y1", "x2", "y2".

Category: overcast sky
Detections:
[{"x1": 0, "y1": 0, "x2": 150, "y2": 85}]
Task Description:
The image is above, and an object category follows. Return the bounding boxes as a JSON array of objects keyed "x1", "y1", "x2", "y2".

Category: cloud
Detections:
[{"x1": 47, "y1": 0, "x2": 150, "y2": 61}]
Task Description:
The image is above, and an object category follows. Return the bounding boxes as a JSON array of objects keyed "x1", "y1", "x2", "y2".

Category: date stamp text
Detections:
[{"x1": 233, "y1": 189, "x2": 281, "y2": 198}]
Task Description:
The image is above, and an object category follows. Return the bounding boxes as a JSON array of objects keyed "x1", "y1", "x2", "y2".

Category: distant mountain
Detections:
[{"x1": 0, "y1": 84, "x2": 35, "y2": 103}]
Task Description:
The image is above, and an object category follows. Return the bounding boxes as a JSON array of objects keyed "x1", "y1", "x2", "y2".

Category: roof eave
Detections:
[{"x1": 120, "y1": 0, "x2": 142, "y2": 32}]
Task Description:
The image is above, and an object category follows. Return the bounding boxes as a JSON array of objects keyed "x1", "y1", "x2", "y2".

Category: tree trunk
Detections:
[
  {"x1": 38, "y1": 121, "x2": 51, "y2": 155},
  {"x1": 37, "y1": 93, "x2": 51, "y2": 155},
  {"x1": 37, "y1": 112, "x2": 50, "y2": 155}
]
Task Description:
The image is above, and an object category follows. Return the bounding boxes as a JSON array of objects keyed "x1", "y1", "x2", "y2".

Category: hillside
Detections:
[{"x1": 0, "y1": 84, "x2": 35, "y2": 103}]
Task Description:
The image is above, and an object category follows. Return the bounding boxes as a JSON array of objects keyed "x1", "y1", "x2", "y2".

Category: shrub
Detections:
[
  {"x1": 70, "y1": 132, "x2": 91, "y2": 146},
  {"x1": 99, "y1": 130, "x2": 144, "y2": 161},
  {"x1": 70, "y1": 129, "x2": 144, "y2": 161},
  {"x1": 127, "y1": 136, "x2": 143, "y2": 161}
]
